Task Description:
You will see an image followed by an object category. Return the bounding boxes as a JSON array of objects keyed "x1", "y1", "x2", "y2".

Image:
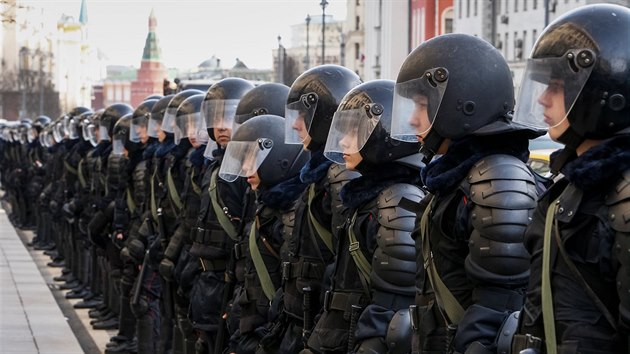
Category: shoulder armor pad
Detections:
[
  {"x1": 281, "y1": 200, "x2": 299, "y2": 245},
  {"x1": 467, "y1": 155, "x2": 538, "y2": 242},
  {"x1": 468, "y1": 154, "x2": 538, "y2": 210},
  {"x1": 327, "y1": 163, "x2": 360, "y2": 206},
  {"x1": 371, "y1": 183, "x2": 426, "y2": 294},
  {"x1": 606, "y1": 169, "x2": 630, "y2": 233},
  {"x1": 377, "y1": 183, "x2": 426, "y2": 231}
]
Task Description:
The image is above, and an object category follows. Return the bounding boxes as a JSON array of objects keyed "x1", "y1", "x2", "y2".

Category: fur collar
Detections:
[
  {"x1": 188, "y1": 145, "x2": 206, "y2": 168},
  {"x1": 559, "y1": 134, "x2": 630, "y2": 192},
  {"x1": 341, "y1": 162, "x2": 422, "y2": 210},
  {"x1": 421, "y1": 133, "x2": 530, "y2": 196},
  {"x1": 142, "y1": 141, "x2": 159, "y2": 160},
  {"x1": 259, "y1": 174, "x2": 309, "y2": 211},
  {"x1": 92, "y1": 141, "x2": 110, "y2": 157},
  {"x1": 300, "y1": 149, "x2": 333, "y2": 184},
  {"x1": 155, "y1": 136, "x2": 176, "y2": 158}
]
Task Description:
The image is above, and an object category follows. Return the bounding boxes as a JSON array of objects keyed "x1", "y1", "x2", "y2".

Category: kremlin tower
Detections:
[{"x1": 130, "y1": 9, "x2": 167, "y2": 106}]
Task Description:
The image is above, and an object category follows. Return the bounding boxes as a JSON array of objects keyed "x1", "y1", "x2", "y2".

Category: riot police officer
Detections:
[
  {"x1": 511, "y1": 4, "x2": 630, "y2": 353},
  {"x1": 390, "y1": 33, "x2": 543, "y2": 353}
]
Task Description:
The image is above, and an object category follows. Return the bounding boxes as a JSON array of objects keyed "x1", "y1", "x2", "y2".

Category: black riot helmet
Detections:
[
  {"x1": 391, "y1": 33, "x2": 543, "y2": 163},
  {"x1": 100, "y1": 103, "x2": 133, "y2": 141},
  {"x1": 513, "y1": 4, "x2": 630, "y2": 172},
  {"x1": 112, "y1": 113, "x2": 135, "y2": 156},
  {"x1": 234, "y1": 83, "x2": 290, "y2": 127},
  {"x1": 32, "y1": 115, "x2": 52, "y2": 131},
  {"x1": 174, "y1": 94, "x2": 208, "y2": 146},
  {"x1": 162, "y1": 90, "x2": 204, "y2": 134},
  {"x1": 285, "y1": 65, "x2": 362, "y2": 151},
  {"x1": 202, "y1": 77, "x2": 255, "y2": 141},
  {"x1": 68, "y1": 106, "x2": 91, "y2": 118},
  {"x1": 144, "y1": 94, "x2": 163, "y2": 101},
  {"x1": 130, "y1": 99, "x2": 158, "y2": 144},
  {"x1": 66, "y1": 109, "x2": 93, "y2": 140},
  {"x1": 148, "y1": 94, "x2": 174, "y2": 138},
  {"x1": 325, "y1": 80, "x2": 422, "y2": 173},
  {"x1": 219, "y1": 114, "x2": 309, "y2": 189},
  {"x1": 76, "y1": 111, "x2": 93, "y2": 141}
]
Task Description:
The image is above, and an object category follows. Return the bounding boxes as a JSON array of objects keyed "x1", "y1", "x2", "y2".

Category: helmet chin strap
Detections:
[
  {"x1": 550, "y1": 126, "x2": 583, "y2": 176},
  {"x1": 419, "y1": 129, "x2": 445, "y2": 164}
]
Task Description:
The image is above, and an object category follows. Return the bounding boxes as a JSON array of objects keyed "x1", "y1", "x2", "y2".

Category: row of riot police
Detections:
[{"x1": 0, "y1": 4, "x2": 628, "y2": 354}]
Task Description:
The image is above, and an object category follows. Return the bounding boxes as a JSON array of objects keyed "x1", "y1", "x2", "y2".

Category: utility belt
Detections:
[
  {"x1": 323, "y1": 291, "x2": 368, "y2": 321},
  {"x1": 193, "y1": 227, "x2": 227, "y2": 249},
  {"x1": 233, "y1": 241, "x2": 246, "y2": 260},
  {"x1": 511, "y1": 334, "x2": 543, "y2": 353},
  {"x1": 282, "y1": 260, "x2": 325, "y2": 282},
  {"x1": 198, "y1": 258, "x2": 226, "y2": 272}
]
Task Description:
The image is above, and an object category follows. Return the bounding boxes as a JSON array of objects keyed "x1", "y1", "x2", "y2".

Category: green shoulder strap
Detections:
[
  {"x1": 209, "y1": 168, "x2": 238, "y2": 240},
  {"x1": 190, "y1": 169, "x2": 202, "y2": 195},
  {"x1": 77, "y1": 159, "x2": 87, "y2": 189},
  {"x1": 167, "y1": 167, "x2": 183, "y2": 211},
  {"x1": 542, "y1": 197, "x2": 561, "y2": 354},
  {"x1": 248, "y1": 222, "x2": 276, "y2": 301},
  {"x1": 420, "y1": 198, "x2": 466, "y2": 325},
  {"x1": 307, "y1": 184, "x2": 334, "y2": 253},
  {"x1": 150, "y1": 166, "x2": 158, "y2": 221},
  {"x1": 348, "y1": 211, "x2": 372, "y2": 294},
  {"x1": 126, "y1": 187, "x2": 136, "y2": 214},
  {"x1": 64, "y1": 160, "x2": 78, "y2": 175}
]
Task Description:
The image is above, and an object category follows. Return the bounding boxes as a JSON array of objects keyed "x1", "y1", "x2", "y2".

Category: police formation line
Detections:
[{"x1": 0, "y1": 5, "x2": 628, "y2": 354}]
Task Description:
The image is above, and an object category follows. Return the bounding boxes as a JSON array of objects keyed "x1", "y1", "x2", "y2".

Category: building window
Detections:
[
  {"x1": 459, "y1": 0, "x2": 462, "y2": 18},
  {"x1": 355, "y1": 43, "x2": 360, "y2": 60},
  {"x1": 505, "y1": 32, "x2": 509, "y2": 58},
  {"x1": 107, "y1": 86, "x2": 113, "y2": 100},
  {"x1": 523, "y1": 30, "x2": 527, "y2": 50},
  {"x1": 355, "y1": 15, "x2": 360, "y2": 30},
  {"x1": 524, "y1": 0, "x2": 527, "y2": 11},
  {"x1": 474, "y1": 0, "x2": 478, "y2": 16},
  {"x1": 515, "y1": 0, "x2": 518, "y2": 12},
  {"x1": 467, "y1": 0, "x2": 470, "y2": 17},
  {"x1": 442, "y1": 8, "x2": 454, "y2": 34},
  {"x1": 533, "y1": 0, "x2": 537, "y2": 9},
  {"x1": 532, "y1": 29, "x2": 538, "y2": 46},
  {"x1": 505, "y1": 0, "x2": 509, "y2": 13},
  {"x1": 356, "y1": 0, "x2": 360, "y2": 5},
  {"x1": 514, "y1": 31, "x2": 519, "y2": 59},
  {"x1": 123, "y1": 87, "x2": 130, "y2": 102}
]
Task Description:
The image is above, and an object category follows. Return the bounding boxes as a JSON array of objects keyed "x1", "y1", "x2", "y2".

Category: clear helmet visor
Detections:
[
  {"x1": 202, "y1": 99, "x2": 239, "y2": 131},
  {"x1": 513, "y1": 49, "x2": 595, "y2": 130},
  {"x1": 45, "y1": 131, "x2": 55, "y2": 147},
  {"x1": 202, "y1": 139, "x2": 219, "y2": 160},
  {"x1": 162, "y1": 107, "x2": 177, "y2": 134},
  {"x1": 285, "y1": 95, "x2": 318, "y2": 144},
  {"x1": 27, "y1": 128, "x2": 37, "y2": 143},
  {"x1": 19, "y1": 132, "x2": 28, "y2": 144},
  {"x1": 130, "y1": 116, "x2": 149, "y2": 143},
  {"x1": 87, "y1": 124, "x2": 98, "y2": 146},
  {"x1": 147, "y1": 116, "x2": 162, "y2": 138},
  {"x1": 174, "y1": 112, "x2": 209, "y2": 146},
  {"x1": 218, "y1": 139, "x2": 273, "y2": 182},
  {"x1": 390, "y1": 67, "x2": 449, "y2": 142},
  {"x1": 112, "y1": 137, "x2": 125, "y2": 156},
  {"x1": 67, "y1": 118, "x2": 80, "y2": 140},
  {"x1": 324, "y1": 105, "x2": 382, "y2": 164},
  {"x1": 98, "y1": 125, "x2": 110, "y2": 142},
  {"x1": 53, "y1": 123, "x2": 65, "y2": 143}
]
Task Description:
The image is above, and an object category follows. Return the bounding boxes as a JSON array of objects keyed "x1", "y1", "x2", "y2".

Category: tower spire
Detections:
[
  {"x1": 142, "y1": 9, "x2": 161, "y2": 61},
  {"x1": 79, "y1": 0, "x2": 88, "y2": 25}
]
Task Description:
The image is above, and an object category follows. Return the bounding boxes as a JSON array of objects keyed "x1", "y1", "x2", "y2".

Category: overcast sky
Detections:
[{"x1": 23, "y1": 0, "x2": 347, "y2": 70}]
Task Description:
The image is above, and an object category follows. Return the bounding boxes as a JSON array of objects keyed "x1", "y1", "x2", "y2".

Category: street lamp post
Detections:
[
  {"x1": 305, "y1": 14, "x2": 311, "y2": 70},
  {"x1": 320, "y1": 0, "x2": 328, "y2": 65}
]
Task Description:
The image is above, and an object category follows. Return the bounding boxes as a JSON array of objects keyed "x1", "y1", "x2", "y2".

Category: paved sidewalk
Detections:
[{"x1": 0, "y1": 209, "x2": 84, "y2": 354}]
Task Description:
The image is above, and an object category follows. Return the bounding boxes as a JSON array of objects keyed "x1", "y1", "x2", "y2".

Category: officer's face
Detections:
[
  {"x1": 157, "y1": 123, "x2": 166, "y2": 142},
  {"x1": 136, "y1": 125, "x2": 149, "y2": 144},
  {"x1": 339, "y1": 128, "x2": 363, "y2": 171},
  {"x1": 214, "y1": 127, "x2": 231, "y2": 147},
  {"x1": 409, "y1": 94, "x2": 431, "y2": 141},
  {"x1": 537, "y1": 79, "x2": 568, "y2": 141},
  {"x1": 246, "y1": 171, "x2": 261, "y2": 191},
  {"x1": 186, "y1": 121, "x2": 201, "y2": 148},
  {"x1": 292, "y1": 112, "x2": 312, "y2": 150}
]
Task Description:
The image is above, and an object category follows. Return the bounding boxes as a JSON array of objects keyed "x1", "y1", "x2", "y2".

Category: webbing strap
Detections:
[
  {"x1": 209, "y1": 168, "x2": 238, "y2": 240},
  {"x1": 348, "y1": 211, "x2": 372, "y2": 295},
  {"x1": 542, "y1": 197, "x2": 561, "y2": 354},
  {"x1": 150, "y1": 167, "x2": 158, "y2": 221},
  {"x1": 166, "y1": 167, "x2": 183, "y2": 211},
  {"x1": 64, "y1": 160, "x2": 78, "y2": 175},
  {"x1": 248, "y1": 222, "x2": 276, "y2": 301},
  {"x1": 190, "y1": 170, "x2": 202, "y2": 195},
  {"x1": 126, "y1": 187, "x2": 136, "y2": 214},
  {"x1": 307, "y1": 184, "x2": 334, "y2": 252},
  {"x1": 77, "y1": 159, "x2": 87, "y2": 189},
  {"x1": 420, "y1": 198, "x2": 465, "y2": 325}
]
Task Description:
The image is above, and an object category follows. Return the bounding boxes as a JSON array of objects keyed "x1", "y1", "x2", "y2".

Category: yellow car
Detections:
[{"x1": 528, "y1": 135, "x2": 562, "y2": 177}]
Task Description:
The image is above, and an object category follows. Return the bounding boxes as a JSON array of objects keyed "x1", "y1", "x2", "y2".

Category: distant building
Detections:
[
  {"x1": 343, "y1": 0, "x2": 365, "y2": 78},
  {"x1": 410, "y1": 0, "x2": 454, "y2": 49},
  {"x1": 130, "y1": 9, "x2": 167, "y2": 107},
  {"x1": 101, "y1": 65, "x2": 136, "y2": 108},
  {"x1": 453, "y1": 0, "x2": 630, "y2": 89},
  {"x1": 175, "y1": 56, "x2": 273, "y2": 86}
]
